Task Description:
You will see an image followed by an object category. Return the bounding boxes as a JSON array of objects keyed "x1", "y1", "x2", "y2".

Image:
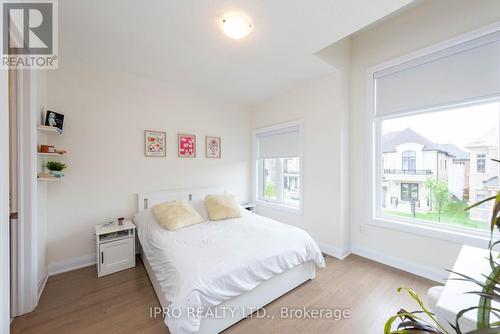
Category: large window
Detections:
[
  {"x1": 256, "y1": 122, "x2": 302, "y2": 211},
  {"x1": 372, "y1": 28, "x2": 500, "y2": 237}
]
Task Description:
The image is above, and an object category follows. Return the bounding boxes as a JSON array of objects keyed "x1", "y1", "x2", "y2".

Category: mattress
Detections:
[{"x1": 133, "y1": 208, "x2": 325, "y2": 334}]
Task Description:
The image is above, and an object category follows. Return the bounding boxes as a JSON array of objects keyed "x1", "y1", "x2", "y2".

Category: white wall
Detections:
[
  {"x1": 45, "y1": 64, "x2": 251, "y2": 270},
  {"x1": 350, "y1": 0, "x2": 500, "y2": 280},
  {"x1": 251, "y1": 37, "x2": 351, "y2": 258}
]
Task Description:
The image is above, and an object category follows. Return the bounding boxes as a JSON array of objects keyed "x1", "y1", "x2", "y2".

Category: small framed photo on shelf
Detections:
[
  {"x1": 44, "y1": 110, "x2": 64, "y2": 134},
  {"x1": 178, "y1": 133, "x2": 196, "y2": 158},
  {"x1": 144, "y1": 130, "x2": 166, "y2": 157},
  {"x1": 205, "y1": 136, "x2": 221, "y2": 158}
]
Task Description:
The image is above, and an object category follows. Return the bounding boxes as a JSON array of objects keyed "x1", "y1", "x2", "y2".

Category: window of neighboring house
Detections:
[
  {"x1": 401, "y1": 183, "x2": 419, "y2": 201},
  {"x1": 402, "y1": 150, "x2": 416, "y2": 171},
  {"x1": 476, "y1": 193, "x2": 487, "y2": 209},
  {"x1": 255, "y1": 122, "x2": 302, "y2": 212},
  {"x1": 477, "y1": 154, "x2": 486, "y2": 173}
]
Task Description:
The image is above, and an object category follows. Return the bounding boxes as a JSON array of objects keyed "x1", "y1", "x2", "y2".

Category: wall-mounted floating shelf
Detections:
[
  {"x1": 37, "y1": 125, "x2": 61, "y2": 135},
  {"x1": 37, "y1": 152, "x2": 67, "y2": 157},
  {"x1": 37, "y1": 176, "x2": 63, "y2": 181}
]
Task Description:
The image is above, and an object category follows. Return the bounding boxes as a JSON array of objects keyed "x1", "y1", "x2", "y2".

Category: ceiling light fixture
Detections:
[{"x1": 221, "y1": 14, "x2": 252, "y2": 40}]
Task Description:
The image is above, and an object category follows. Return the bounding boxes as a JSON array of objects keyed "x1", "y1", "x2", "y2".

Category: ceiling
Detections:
[{"x1": 59, "y1": 0, "x2": 415, "y2": 107}]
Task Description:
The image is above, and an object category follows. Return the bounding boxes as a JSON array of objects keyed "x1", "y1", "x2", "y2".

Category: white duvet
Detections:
[{"x1": 133, "y1": 208, "x2": 325, "y2": 334}]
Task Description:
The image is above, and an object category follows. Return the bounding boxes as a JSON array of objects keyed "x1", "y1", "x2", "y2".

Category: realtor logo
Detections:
[{"x1": 1, "y1": 0, "x2": 58, "y2": 68}]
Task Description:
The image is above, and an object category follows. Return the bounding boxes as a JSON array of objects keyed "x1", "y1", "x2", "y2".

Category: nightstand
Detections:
[
  {"x1": 241, "y1": 203, "x2": 256, "y2": 213},
  {"x1": 95, "y1": 220, "x2": 136, "y2": 277}
]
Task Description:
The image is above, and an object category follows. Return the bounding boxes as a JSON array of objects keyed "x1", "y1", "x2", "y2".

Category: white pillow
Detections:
[
  {"x1": 205, "y1": 194, "x2": 242, "y2": 221},
  {"x1": 190, "y1": 199, "x2": 210, "y2": 221},
  {"x1": 151, "y1": 200, "x2": 203, "y2": 231}
]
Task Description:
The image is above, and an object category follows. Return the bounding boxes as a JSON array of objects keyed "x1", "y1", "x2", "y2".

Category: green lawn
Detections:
[{"x1": 383, "y1": 209, "x2": 489, "y2": 230}]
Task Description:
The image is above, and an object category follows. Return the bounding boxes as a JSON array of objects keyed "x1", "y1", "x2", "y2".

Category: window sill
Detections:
[
  {"x1": 369, "y1": 216, "x2": 492, "y2": 249},
  {"x1": 256, "y1": 199, "x2": 303, "y2": 215}
]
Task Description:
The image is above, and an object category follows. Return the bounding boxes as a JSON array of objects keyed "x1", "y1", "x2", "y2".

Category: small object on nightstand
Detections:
[
  {"x1": 117, "y1": 217, "x2": 124, "y2": 225},
  {"x1": 241, "y1": 203, "x2": 256, "y2": 213},
  {"x1": 95, "y1": 220, "x2": 136, "y2": 277}
]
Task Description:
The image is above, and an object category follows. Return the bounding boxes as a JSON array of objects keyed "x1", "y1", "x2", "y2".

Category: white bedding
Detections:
[{"x1": 134, "y1": 208, "x2": 325, "y2": 334}]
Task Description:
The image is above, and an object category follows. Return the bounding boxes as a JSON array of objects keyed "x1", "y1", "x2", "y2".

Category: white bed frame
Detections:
[{"x1": 136, "y1": 187, "x2": 317, "y2": 334}]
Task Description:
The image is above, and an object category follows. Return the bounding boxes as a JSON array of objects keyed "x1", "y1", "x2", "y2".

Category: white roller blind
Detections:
[
  {"x1": 375, "y1": 30, "x2": 500, "y2": 117},
  {"x1": 257, "y1": 125, "x2": 300, "y2": 159}
]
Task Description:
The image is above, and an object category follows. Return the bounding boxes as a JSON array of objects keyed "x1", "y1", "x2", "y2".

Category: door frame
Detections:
[
  {"x1": 1, "y1": 68, "x2": 11, "y2": 333},
  {"x1": 10, "y1": 68, "x2": 39, "y2": 317}
]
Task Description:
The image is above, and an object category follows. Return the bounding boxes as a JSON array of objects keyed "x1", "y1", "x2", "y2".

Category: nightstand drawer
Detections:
[{"x1": 98, "y1": 237, "x2": 135, "y2": 277}]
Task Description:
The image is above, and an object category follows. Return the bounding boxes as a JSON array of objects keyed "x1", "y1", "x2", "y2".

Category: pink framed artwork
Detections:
[
  {"x1": 144, "y1": 130, "x2": 166, "y2": 157},
  {"x1": 178, "y1": 133, "x2": 196, "y2": 158},
  {"x1": 206, "y1": 136, "x2": 221, "y2": 158}
]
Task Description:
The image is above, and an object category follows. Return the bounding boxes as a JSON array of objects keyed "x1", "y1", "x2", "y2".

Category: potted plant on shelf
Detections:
[{"x1": 45, "y1": 161, "x2": 67, "y2": 178}]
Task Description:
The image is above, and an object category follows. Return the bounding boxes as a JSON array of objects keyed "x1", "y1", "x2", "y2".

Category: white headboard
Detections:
[{"x1": 137, "y1": 187, "x2": 227, "y2": 211}]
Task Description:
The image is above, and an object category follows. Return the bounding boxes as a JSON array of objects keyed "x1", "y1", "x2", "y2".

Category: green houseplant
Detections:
[
  {"x1": 384, "y1": 160, "x2": 500, "y2": 334},
  {"x1": 45, "y1": 161, "x2": 67, "y2": 178}
]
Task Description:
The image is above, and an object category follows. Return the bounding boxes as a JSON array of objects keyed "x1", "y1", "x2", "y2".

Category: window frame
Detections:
[
  {"x1": 477, "y1": 154, "x2": 486, "y2": 173},
  {"x1": 401, "y1": 150, "x2": 416, "y2": 171},
  {"x1": 365, "y1": 22, "x2": 500, "y2": 248},
  {"x1": 401, "y1": 183, "x2": 419, "y2": 202},
  {"x1": 253, "y1": 120, "x2": 304, "y2": 214}
]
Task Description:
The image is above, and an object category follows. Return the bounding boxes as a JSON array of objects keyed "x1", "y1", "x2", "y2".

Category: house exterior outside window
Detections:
[
  {"x1": 381, "y1": 128, "x2": 468, "y2": 214},
  {"x1": 466, "y1": 129, "x2": 499, "y2": 221}
]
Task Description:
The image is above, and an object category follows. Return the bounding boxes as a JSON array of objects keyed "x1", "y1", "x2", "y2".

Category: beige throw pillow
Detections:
[
  {"x1": 151, "y1": 200, "x2": 204, "y2": 231},
  {"x1": 205, "y1": 194, "x2": 242, "y2": 221}
]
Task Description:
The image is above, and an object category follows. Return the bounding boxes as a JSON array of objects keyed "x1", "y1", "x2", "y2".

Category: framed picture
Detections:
[
  {"x1": 206, "y1": 136, "x2": 221, "y2": 158},
  {"x1": 178, "y1": 133, "x2": 196, "y2": 158},
  {"x1": 144, "y1": 130, "x2": 166, "y2": 157},
  {"x1": 44, "y1": 110, "x2": 64, "y2": 134}
]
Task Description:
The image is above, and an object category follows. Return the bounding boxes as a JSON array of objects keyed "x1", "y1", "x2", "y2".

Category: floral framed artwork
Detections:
[
  {"x1": 178, "y1": 133, "x2": 196, "y2": 158},
  {"x1": 144, "y1": 130, "x2": 166, "y2": 157},
  {"x1": 206, "y1": 136, "x2": 221, "y2": 158}
]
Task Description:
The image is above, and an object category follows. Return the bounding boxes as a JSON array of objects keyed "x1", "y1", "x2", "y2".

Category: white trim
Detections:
[
  {"x1": 252, "y1": 120, "x2": 304, "y2": 214},
  {"x1": 371, "y1": 217, "x2": 491, "y2": 249},
  {"x1": 0, "y1": 68, "x2": 10, "y2": 334},
  {"x1": 316, "y1": 241, "x2": 351, "y2": 260},
  {"x1": 8, "y1": 68, "x2": 39, "y2": 316},
  {"x1": 351, "y1": 244, "x2": 445, "y2": 284},
  {"x1": 368, "y1": 21, "x2": 500, "y2": 80},
  {"x1": 37, "y1": 274, "x2": 48, "y2": 302},
  {"x1": 365, "y1": 22, "x2": 500, "y2": 247},
  {"x1": 48, "y1": 254, "x2": 95, "y2": 276}
]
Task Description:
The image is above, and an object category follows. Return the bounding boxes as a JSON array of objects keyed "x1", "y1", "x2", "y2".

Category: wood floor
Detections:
[{"x1": 11, "y1": 255, "x2": 435, "y2": 334}]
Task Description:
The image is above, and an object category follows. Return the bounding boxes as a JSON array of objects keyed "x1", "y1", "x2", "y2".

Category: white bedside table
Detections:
[
  {"x1": 241, "y1": 203, "x2": 256, "y2": 213},
  {"x1": 95, "y1": 220, "x2": 136, "y2": 277}
]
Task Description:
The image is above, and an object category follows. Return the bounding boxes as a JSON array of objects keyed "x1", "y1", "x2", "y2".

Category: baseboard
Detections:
[
  {"x1": 37, "y1": 273, "x2": 48, "y2": 302},
  {"x1": 351, "y1": 244, "x2": 446, "y2": 283},
  {"x1": 48, "y1": 253, "x2": 95, "y2": 276},
  {"x1": 316, "y1": 241, "x2": 351, "y2": 260}
]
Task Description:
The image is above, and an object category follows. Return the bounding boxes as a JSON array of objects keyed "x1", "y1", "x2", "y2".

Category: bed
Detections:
[{"x1": 134, "y1": 188, "x2": 325, "y2": 334}]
